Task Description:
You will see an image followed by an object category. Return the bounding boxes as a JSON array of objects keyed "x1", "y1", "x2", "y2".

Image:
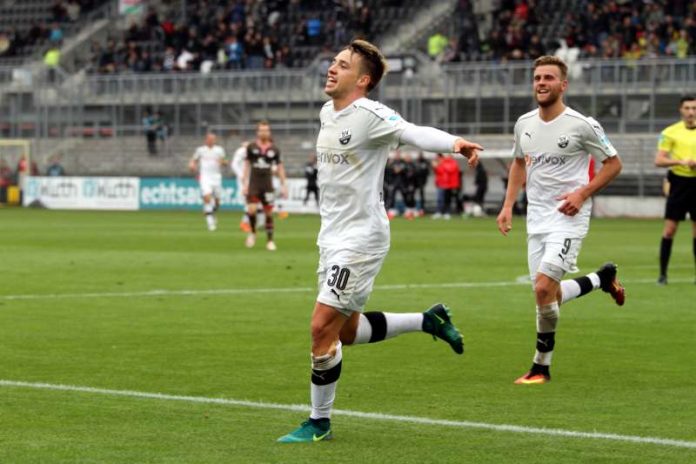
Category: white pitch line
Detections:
[
  {"x1": 0, "y1": 277, "x2": 693, "y2": 301},
  {"x1": 1, "y1": 379, "x2": 694, "y2": 450}
]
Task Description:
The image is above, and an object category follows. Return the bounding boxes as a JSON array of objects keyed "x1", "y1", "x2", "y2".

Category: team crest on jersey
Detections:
[
  {"x1": 339, "y1": 129, "x2": 352, "y2": 145},
  {"x1": 267, "y1": 149, "x2": 276, "y2": 158},
  {"x1": 557, "y1": 135, "x2": 570, "y2": 148}
]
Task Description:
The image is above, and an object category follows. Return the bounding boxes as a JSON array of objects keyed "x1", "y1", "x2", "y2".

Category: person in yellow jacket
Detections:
[
  {"x1": 43, "y1": 45, "x2": 61, "y2": 82},
  {"x1": 655, "y1": 95, "x2": 696, "y2": 285}
]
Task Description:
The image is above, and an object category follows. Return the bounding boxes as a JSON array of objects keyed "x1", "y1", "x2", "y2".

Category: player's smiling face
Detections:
[
  {"x1": 679, "y1": 99, "x2": 696, "y2": 128},
  {"x1": 533, "y1": 65, "x2": 567, "y2": 108},
  {"x1": 325, "y1": 49, "x2": 368, "y2": 99}
]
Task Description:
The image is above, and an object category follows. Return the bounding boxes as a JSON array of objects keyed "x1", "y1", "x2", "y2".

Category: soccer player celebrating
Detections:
[
  {"x1": 242, "y1": 121, "x2": 287, "y2": 251},
  {"x1": 188, "y1": 132, "x2": 227, "y2": 231},
  {"x1": 654, "y1": 95, "x2": 696, "y2": 285},
  {"x1": 277, "y1": 39, "x2": 482, "y2": 444},
  {"x1": 496, "y1": 56, "x2": 625, "y2": 385}
]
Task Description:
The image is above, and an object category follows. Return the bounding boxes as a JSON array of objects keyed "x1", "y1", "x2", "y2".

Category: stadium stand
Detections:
[
  {"x1": 436, "y1": 0, "x2": 696, "y2": 63},
  {"x1": 86, "y1": 0, "x2": 422, "y2": 74},
  {"x1": 0, "y1": 0, "x2": 111, "y2": 65}
]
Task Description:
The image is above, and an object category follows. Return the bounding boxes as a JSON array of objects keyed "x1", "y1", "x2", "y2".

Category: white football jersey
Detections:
[
  {"x1": 231, "y1": 145, "x2": 247, "y2": 179},
  {"x1": 512, "y1": 107, "x2": 617, "y2": 237},
  {"x1": 193, "y1": 144, "x2": 226, "y2": 182},
  {"x1": 316, "y1": 98, "x2": 409, "y2": 252}
]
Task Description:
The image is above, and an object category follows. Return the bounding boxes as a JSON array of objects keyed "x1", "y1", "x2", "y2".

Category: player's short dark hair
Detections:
[
  {"x1": 533, "y1": 55, "x2": 568, "y2": 80},
  {"x1": 679, "y1": 95, "x2": 696, "y2": 105},
  {"x1": 256, "y1": 120, "x2": 270, "y2": 128},
  {"x1": 345, "y1": 39, "x2": 388, "y2": 93}
]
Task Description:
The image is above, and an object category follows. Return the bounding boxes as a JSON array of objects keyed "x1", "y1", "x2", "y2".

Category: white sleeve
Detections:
[
  {"x1": 192, "y1": 147, "x2": 201, "y2": 160},
  {"x1": 399, "y1": 124, "x2": 458, "y2": 153},
  {"x1": 583, "y1": 117, "x2": 618, "y2": 159}
]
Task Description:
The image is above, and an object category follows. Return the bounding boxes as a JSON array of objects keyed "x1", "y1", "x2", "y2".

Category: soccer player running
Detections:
[
  {"x1": 242, "y1": 121, "x2": 287, "y2": 251},
  {"x1": 188, "y1": 132, "x2": 227, "y2": 231},
  {"x1": 654, "y1": 95, "x2": 696, "y2": 285},
  {"x1": 277, "y1": 39, "x2": 482, "y2": 444},
  {"x1": 496, "y1": 56, "x2": 626, "y2": 385}
]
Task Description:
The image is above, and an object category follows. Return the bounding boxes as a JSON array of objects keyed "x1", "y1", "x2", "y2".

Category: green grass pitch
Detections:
[{"x1": 1, "y1": 209, "x2": 695, "y2": 463}]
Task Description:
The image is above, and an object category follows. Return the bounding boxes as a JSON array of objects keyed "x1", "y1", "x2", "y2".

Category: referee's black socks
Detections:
[{"x1": 660, "y1": 237, "x2": 673, "y2": 278}]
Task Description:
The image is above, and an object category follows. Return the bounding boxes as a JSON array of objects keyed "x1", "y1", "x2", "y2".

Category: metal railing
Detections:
[{"x1": 3, "y1": 56, "x2": 695, "y2": 142}]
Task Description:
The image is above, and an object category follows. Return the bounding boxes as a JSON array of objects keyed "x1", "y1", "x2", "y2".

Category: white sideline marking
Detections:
[
  {"x1": 1, "y1": 379, "x2": 695, "y2": 450},
  {"x1": 0, "y1": 277, "x2": 692, "y2": 301}
]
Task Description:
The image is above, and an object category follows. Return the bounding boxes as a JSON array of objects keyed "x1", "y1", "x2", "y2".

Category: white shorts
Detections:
[
  {"x1": 200, "y1": 179, "x2": 222, "y2": 198},
  {"x1": 527, "y1": 232, "x2": 583, "y2": 284},
  {"x1": 316, "y1": 247, "x2": 387, "y2": 316}
]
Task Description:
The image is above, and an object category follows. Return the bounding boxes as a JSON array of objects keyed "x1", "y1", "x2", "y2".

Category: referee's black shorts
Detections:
[{"x1": 665, "y1": 171, "x2": 696, "y2": 221}]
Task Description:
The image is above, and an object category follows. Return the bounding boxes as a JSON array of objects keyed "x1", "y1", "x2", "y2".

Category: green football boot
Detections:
[
  {"x1": 422, "y1": 303, "x2": 465, "y2": 354},
  {"x1": 277, "y1": 418, "x2": 332, "y2": 443}
]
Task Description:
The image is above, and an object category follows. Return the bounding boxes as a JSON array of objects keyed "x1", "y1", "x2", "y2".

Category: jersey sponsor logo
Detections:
[
  {"x1": 525, "y1": 153, "x2": 568, "y2": 166},
  {"x1": 339, "y1": 129, "x2": 352, "y2": 145},
  {"x1": 557, "y1": 135, "x2": 570, "y2": 148},
  {"x1": 524, "y1": 131, "x2": 533, "y2": 139},
  {"x1": 318, "y1": 151, "x2": 350, "y2": 165},
  {"x1": 253, "y1": 158, "x2": 272, "y2": 169}
]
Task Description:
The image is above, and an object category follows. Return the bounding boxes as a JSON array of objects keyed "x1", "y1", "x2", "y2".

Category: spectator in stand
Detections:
[
  {"x1": 442, "y1": 155, "x2": 461, "y2": 219},
  {"x1": 227, "y1": 35, "x2": 245, "y2": 69},
  {"x1": 176, "y1": 47, "x2": 195, "y2": 71},
  {"x1": 442, "y1": 37, "x2": 461, "y2": 63},
  {"x1": 401, "y1": 153, "x2": 418, "y2": 219},
  {"x1": 303, "y1": 154, "x2": 319, "y2": 207},
  {"x1": 246, "y1": 32, "x2": 265, "y2": 69},
  {"x1": 66, "y1": 0, "x2": 81, "y2": 22},
  {"x1": 52, "y1": 1, "x2": 68, "y2": 22},
  {"x1": 414, "y1": 152, "x2": 430, "y2": 215},
  {"x1": 143, "y1": 108, "x2": 157, "y2": 155},
  {"x1": 162, "y1": 46, "x2": 176, "y2": 72},
  {"x1": 306, "y1": 17, "x2": 322, "y2": 46},
  {"x1": 49, "y1": 23, "x2": 64, "y2": 43},
  {"x1": 98, "y1": 39, "x2": 117, "y2": 73},
  {"x1": 43, "y1": 44, "x2": 61, "y2": 82},
  {"x1": 428, "y1": 31, "x2": 449, "y2": 61},
  {"x1": 46, "y1": 154, "x2": 66, "y2": 176}
]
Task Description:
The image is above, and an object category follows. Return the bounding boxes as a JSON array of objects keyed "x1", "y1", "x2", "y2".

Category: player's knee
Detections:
[
  {"x1": 534, "y1": 280, "x2": 555, "y2": 302},
  {"x1": 310, "y1": 320, "x2": 333, "y2": 345},
  {"x1": 663, "y1": 221, "x2": 678, "y2": 238}
]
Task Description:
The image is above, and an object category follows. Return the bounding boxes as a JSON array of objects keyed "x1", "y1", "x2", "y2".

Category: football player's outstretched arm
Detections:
[
  {"x1": 399, "y1": 125, "x2": 482, "y2": 167},
  {"x1": 497, "y1": 157, "x2": 526, "y2": 236},
  {"x1": 557, "y1": 155, "x2": 622, "y2": 216}
]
